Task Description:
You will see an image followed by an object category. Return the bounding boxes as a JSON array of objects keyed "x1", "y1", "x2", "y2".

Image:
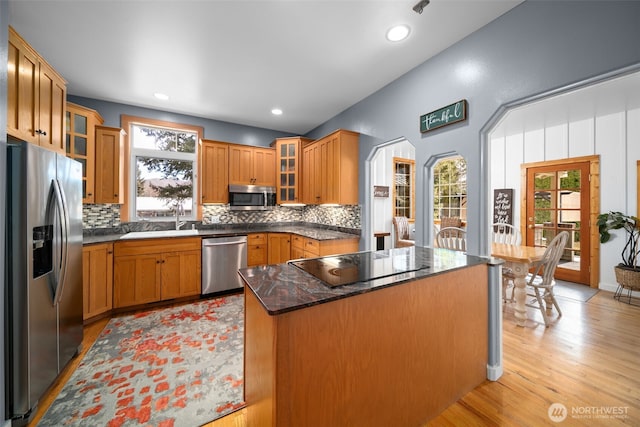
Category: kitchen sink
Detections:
[{"x1": 121, "y1": 229, "x2": 201, "y2": 239}]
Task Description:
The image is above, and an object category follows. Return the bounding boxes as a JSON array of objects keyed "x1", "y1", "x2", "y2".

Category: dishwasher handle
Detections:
[{"x1": 202, "y1": 237, "x2": 247, "y2": 247}]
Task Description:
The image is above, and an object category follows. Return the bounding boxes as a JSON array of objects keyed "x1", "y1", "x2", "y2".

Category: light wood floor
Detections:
[{"x1": 30, "y1": 289, "x2": 640, "y2": 426}]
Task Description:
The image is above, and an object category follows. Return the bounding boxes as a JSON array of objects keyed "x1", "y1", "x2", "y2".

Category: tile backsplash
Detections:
[
  {"x1": 83, "y1": 204, "x2": 122, "y2": 228},
  {"x1": 83, "y1": 204, "x2": 361, "y2": 231}
]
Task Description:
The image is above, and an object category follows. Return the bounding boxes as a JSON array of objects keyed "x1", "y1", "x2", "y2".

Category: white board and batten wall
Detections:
[
  {"x1": 489, "y1": 74, "x2": 640, "y2": 292},
  {"x1": 371, "y1": 139, "x2": 415, "y2": 250}
]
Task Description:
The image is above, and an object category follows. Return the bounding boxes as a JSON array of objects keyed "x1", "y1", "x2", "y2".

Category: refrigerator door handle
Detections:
[{"x1": 52, "y1": 178, "x2": 70, "y2": 306}]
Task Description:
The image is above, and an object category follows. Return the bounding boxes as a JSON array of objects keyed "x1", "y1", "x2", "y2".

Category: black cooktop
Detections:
[{"x1": 289, "y1": 250, "x2": 431, "y2": 287}]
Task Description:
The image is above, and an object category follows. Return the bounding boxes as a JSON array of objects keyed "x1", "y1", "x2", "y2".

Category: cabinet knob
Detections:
[
  {"x1": 87, "y1": 193, "x2": 93, "y2": 196},
  {"x1": 35, "y1": 129, "x2": 47, "y2": 136},
  {"x1": 114, "y1": 194, "x2": 118, "y2": 197}
]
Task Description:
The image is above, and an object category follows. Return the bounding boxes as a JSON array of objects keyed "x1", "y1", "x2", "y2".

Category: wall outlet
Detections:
[{"x1": 210, "y1": 215, "x2": 221, "y2": 223}]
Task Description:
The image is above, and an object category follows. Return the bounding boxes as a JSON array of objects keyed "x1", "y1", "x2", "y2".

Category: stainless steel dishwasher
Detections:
[{"x1": 201, "y1": 235, "x2": 248, "y2": 295}]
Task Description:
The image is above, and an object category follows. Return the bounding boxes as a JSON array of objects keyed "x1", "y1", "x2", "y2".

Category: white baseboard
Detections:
[{"x1": 598, "y1": 281, "x2": 639, "y2": 297}]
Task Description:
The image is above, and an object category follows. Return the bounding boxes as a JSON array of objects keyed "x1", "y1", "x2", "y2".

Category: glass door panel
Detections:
[
  {"x1": 276, "y1": 140, "x2": 300, "y2": 203},
  {"x1": 526, "y1": 162, "x2": 590, "y2": 284}
]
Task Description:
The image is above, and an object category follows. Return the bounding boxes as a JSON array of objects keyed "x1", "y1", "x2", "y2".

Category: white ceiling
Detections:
[{"x1": 8, "y1": 0, "x2": 521, "y2": 134}]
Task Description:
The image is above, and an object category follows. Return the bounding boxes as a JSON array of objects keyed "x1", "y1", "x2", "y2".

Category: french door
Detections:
[{"x1": 525, "y1": 161, "x2": 591, "y2": 284}]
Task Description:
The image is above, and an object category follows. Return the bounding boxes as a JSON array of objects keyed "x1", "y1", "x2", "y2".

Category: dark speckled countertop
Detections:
[
  {"x1": 239, "y1": 246, "x2": 490, "y2": 315},
  {"x1": 83, "y1": 224, "x2": 360, "y2": 245}
]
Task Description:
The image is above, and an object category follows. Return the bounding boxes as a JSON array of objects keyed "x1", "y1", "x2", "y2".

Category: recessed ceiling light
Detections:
[
  {"x1": 271, "y1": 108, "x2": 283, "y2": 116},
  {"x1": 386, "y1": 24, "x2": 410, "y2": 42},
  {"x1": 154, "y1": 92, "x2": 169, "y2": 100}
]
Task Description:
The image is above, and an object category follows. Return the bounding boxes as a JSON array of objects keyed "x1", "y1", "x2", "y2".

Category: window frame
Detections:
[
  {"x1": 120, "y1": 115, "x2": 203, "y2": 223},
  {"x1": 433, "y1": 156, "x2": 467, "y2": 223},
  {"x1": 392, "y1": 157, "x2": 416, "y2": 222}
]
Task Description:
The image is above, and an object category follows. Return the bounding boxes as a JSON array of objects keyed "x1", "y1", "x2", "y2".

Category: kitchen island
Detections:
[{"x1": 239, "y1": 246, "x2": 496, "y2": 427}]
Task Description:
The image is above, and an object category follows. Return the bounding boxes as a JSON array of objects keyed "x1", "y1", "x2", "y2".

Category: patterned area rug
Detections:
[{"x1": 38, "y1": 295, "x2": 244, "y2": 427}]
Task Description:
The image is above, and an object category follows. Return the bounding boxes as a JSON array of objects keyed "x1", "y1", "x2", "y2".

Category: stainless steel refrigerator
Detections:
[{"x1": 4, "y1": 139, "x2": 83, "y2": 425}]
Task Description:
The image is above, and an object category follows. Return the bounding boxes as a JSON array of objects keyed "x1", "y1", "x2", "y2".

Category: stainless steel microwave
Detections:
[{"x1": 229, "y1": 184, "x2": 276, "y2": 210}]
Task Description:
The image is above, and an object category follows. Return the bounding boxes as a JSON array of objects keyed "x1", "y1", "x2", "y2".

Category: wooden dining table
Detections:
[{"x1": 491, "y1": 243, "x2": 547, "y2": 326}]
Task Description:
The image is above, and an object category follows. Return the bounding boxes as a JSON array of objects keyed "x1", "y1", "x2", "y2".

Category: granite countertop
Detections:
[
  {"x1": 239, "y1": 246, "x2": 490, "y2": 315},
  {"x1": 83, "y1": 224, "x2": 360, "y2": 245}
]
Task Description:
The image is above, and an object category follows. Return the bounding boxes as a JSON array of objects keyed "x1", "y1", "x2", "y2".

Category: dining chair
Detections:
[
  {"x1": 392, "y1": 216, "x2": 415, "y2": 248},
  {"x1": 525, "y1": 231, "x2": 569, "y2": 327},
  {"x1": 492, "y1": 223, "x2": 522, "y2": 302},
  {"x1": 440, "y1": 216, "x2": 462, "y2": 229},
  {"x1": 435, "y1": 227, "x2": 466, "y2": 251},
  {"x1": 492, "y1": 223, "x2": 522, "y2": 245}
]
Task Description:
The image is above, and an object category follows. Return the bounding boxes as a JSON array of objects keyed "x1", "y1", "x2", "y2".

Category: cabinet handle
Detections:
[
  {"x1": 87, "y1": 193, "x2": 93, "y2": 196},
  {"x1": 107, "y1": 251, "x2": 113, "y2": 254},
  {"x1": 35, "y1": 129, "x2": 47, "y2": 136}
]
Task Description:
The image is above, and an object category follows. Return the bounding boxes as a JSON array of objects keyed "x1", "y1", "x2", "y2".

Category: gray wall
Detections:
[
  {"x1": 306, "y1": 0, "x2": 640, "y2": 255},
  {"x1": 1, "y1": 0, "x2": 8, "y2": 420},
  {"x1": 68, "y1": 95, "x2": 293, "y2": 147}
]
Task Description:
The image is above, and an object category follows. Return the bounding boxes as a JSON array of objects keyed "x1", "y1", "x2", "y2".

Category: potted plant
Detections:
[{"x1": 597, "y1": 211, "x2": 640, "y2": 298}]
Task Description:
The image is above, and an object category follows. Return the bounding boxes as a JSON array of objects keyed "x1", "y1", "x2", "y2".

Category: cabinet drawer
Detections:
[
  {"x1": 115, "y1": 237, "x2": 201, "y2": 257},
  {"x1": 291, "y1": 235, "x2": 305, "y2": 250},
  {"x1": 248, "y1": 233, "x2": 267, "y2": 245}
]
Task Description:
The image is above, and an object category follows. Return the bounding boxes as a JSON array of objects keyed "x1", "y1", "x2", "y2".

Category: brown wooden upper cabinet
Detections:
[
  {"x1": 229, "y1": 144, "x2": 276, "y2": 186},
  {"x1": 274, "y1": 136, "x2": 312, "y2": 204},
  {"x1": 95, "y1": 125, "x2": 126, "y2": 204},
  {"x1": 302, "y1": 129, "x2": 359, "y2": 205},
  {"x1": 7, "y1": 26, "x2": 67, "y2": 153},
  {"x1": 66, "y1": 103, "x2": 104, "y2": 203},
  {"x1": 201, "y1": 139, "x2": 229, "y2": 204}
]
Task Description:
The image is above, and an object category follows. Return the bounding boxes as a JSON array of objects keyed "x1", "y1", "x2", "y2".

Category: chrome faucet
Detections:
[{"x1": 175, "y1": 201, "x2": 186, "y2": 230}]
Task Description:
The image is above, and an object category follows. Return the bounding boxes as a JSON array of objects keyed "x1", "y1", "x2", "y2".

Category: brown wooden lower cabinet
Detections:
[
  {"x1": 267, "y1": 233, "x2": 291, "y2": 264},
  {"x1": 247, "y1": 233, "x2": 268, "y2": 266},
  {"x1": 82, "y1": 243, "x2": 113, "y2": 320},
  {"x1": 113, "y1": 237, "x2": 201, "y2": 308},
  {"x1": 86, "y1": 233, "x2": 358, "y2": 315},
  {"x1": 291, "y1": 234, "x2": 359, "y2": 259},
  {"x1": 244, "y1": 263, "x2": 489, "y2": 427}
]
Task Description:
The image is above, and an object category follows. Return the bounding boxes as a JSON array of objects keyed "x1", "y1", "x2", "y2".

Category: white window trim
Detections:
[{"x1": 128, "y1": 124, "x2": 199, "y2": 222}]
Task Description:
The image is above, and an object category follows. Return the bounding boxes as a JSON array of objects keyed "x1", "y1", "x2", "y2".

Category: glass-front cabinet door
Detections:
[
  {"x1": 275, "y1": 137, "x2": 312, "y2": 204},
  {"x1": 65, "y1": 102, "x2": 104, "y2": 203}
]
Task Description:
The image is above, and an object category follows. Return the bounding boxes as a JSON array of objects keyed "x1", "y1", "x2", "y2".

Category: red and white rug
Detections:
[{"x1": 39, "y1": 294, "x2": 244, "y2": 427}]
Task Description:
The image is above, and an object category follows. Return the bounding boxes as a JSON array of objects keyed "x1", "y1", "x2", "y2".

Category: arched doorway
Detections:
[
  {"x1": 484, "y1": 68, "x2": 640, "y2": 288},
  {"x1": 365, "y1": 137, "x2": 415, "y2": 252}
]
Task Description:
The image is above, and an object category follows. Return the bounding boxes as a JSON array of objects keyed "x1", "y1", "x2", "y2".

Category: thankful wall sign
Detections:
[{"x1": 420, "y1": 99, "x2": 468, "y2": 133}]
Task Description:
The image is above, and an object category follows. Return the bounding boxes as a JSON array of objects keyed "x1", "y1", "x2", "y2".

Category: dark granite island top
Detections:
[
  {"x1": 239, "y1": 245, "x2": 490, "y2": 315},
  {"x1": 241, "y1": 246, "x2": 495, "y2": 427}
]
